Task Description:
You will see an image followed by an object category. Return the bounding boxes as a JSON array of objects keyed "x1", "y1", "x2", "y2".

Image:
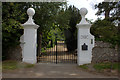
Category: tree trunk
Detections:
[
  {"x1": 105, "y1": 10, "x2": 110, "y2": 19},
  {"x1": 118, "y1": 19, "x2": 120, "y2": 63},
  {"x1": 37, "y1": 29, "x2": 42, "y2": 57}
]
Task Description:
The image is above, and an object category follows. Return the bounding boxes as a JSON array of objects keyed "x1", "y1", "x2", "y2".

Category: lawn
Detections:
[
  {"x1": 2, "y1": 60, "x2": 35, "y2": 70},
  {"x1": 79, "y1": 62, "x2": 119, "y2": 76},
  {"x1": 93, "y1": 62, "x2": 119, "y2": 71},
  {"x1": 79, "y1": 64, "x2": 89, "y2": 69}
]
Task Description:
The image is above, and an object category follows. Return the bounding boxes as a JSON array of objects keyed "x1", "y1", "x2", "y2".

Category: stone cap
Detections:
[
  {"x1": 22, "y1": 24, "x2": 39, "y2": 29},
  {"x1": 22, "y1": 8, "x2": 39, "y2": 29},
  {"x1": 76, "y1": 8, "x2": 90, "y2": 28}
]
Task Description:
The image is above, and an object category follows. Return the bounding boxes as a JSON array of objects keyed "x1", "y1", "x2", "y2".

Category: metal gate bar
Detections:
[{"x1": 37, "y1": 38, "x2": 77, "y2": 64}]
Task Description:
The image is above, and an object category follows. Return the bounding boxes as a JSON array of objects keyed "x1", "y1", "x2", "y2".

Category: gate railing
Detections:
[{"x1": 37, "y1": 38, "x2": 77, "y2": 64}]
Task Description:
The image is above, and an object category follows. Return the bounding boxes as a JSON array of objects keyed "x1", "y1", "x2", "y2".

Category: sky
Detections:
[{"x1": 67, "y1": 0, "x2": 105, "y2": 22}]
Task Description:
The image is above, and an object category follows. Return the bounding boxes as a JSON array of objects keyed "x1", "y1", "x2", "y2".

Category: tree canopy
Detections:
[{"x1": 91, "y1": 1, "x2": 120, "y2": 47}]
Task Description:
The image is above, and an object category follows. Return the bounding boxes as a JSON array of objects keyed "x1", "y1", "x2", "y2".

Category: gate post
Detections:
[
  {"x1": 76, "y1": 8, "x2": 94, "y2": 65},
  {"x1": 21, "y1": 8, "x2": 39, "y2": 64}
]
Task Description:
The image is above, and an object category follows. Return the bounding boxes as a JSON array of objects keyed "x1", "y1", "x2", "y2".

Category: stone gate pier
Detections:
[
  {"x1": 20, "y1": 8, "x2": 39, "y2": 64},
  {"x1": 76, "y1": 8, "x2": 95, "y2": 65}
]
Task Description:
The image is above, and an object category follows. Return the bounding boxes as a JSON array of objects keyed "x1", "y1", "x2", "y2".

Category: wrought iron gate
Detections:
[{"x1": 37, "y1": 39, "x2": 77, "y2": 64}]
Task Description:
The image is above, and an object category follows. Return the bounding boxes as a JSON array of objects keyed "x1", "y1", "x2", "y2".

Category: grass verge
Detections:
[
  {"x1": 79, "y1": 62, "x2": 119, "y2": 74},
  {"x1": 79, "y1": 64, "x2": 88, "y2": 69},
  {"x1": 93, "y1": 62, "x2": 119, "y2": 71},
  {"x1": 2, "y1": 60, "x2": 35, "y2": 70}
]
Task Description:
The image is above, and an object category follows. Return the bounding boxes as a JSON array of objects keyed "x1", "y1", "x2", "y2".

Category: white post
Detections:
[
  {"x1": 76, "y1": 8, "x2": 95, "y2": 65},
  {"x1": 21, "y1": 8, "x2": 39, "y2": 64}
]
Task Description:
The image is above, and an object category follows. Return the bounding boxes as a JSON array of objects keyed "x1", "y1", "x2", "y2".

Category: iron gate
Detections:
[{"x1": 37, "y1": 39, "x2": 77, "y2": 64}]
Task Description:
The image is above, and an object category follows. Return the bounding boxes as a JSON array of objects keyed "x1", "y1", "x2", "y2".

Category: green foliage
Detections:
[
  {"x1": 35, "y1": 4, "x2": 81, "y2": 53},
  {"x1": 34, "y1": 2, "x2": 65, "y2": 32},
  {"x1": 91, "y1": 19, "x2": 119, "y2": 46},
  {"x1": 42, "y1": 23, "x2": 64, "y2": 48},
  {"x1": 63, "y1": 5, "x2": 81, "y2": 51},
  {"x1": 55, "y1": 7, "x2": 71, "y2": 30},
  {"x1": 41, "y1": 48, "x2": 46, "y2": 53},
  {"x1": 94, "y1": 1, "x2": 120, "y2": 47},
  {"x1": 30, "y1": 2, "x2": 66, "y2": 55},
  {"x1": 2, "y1": 3, "x2": 28, "y2": 57}
]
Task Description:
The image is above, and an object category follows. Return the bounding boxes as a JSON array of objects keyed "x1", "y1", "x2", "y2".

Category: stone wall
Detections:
[
  {"x1": 6, "y1": 45, "x2": 22, "y2": 61},
  {"x1": 92, "y1": 41, "x2": 118, "y2": 63},
  {"x1": 4, "y1": 41, "x2": 118, "y2": 63}
]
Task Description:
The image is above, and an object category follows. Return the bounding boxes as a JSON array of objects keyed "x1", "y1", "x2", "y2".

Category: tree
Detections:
[
  {"x1": 65, "y1": 5, "x2": 81, "y2": 51},
  {"x1": 93, "y1": 1, "x2": 120, "y2": 46},
  {"x1": 2, "y1": 3, "x2": 28, "y2": 60},
  {"x1": 95, "y1": 2, "x2": 117, "y2": 19},
  {"x1": 91, "y1": 19, "x2": 118, "y2": 46},
  {"x1": 31, "y1": 2, "x2": 66, "y2": 56},
  {"x1": 56, "y1": 5, "x2": 81, "y2": 51}
]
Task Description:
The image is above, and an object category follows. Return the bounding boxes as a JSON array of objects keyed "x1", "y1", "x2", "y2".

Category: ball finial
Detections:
[
  {"x1": 80, "y1": 8, "x2": 88, "y2": 17},
  {"x1": 27, "y1": 8, "x2": 35, "y2": 16}
]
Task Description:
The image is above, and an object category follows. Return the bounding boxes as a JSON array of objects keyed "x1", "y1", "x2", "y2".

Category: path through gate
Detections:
[{"x1": 37, "y1": 39, "x2": 77, "y2": 64}]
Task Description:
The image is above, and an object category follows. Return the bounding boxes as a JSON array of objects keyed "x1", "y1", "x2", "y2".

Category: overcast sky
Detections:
[{"x1": 67, "y1": 0, "x2": 104, "y2": 22}]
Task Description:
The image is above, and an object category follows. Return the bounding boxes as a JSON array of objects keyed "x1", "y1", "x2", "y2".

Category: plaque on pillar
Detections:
[{"x1": 82, "y1": 43, "x2": 88, "y2": 50}]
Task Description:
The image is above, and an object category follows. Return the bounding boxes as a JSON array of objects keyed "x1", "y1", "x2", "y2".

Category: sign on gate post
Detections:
[
  {"x1": 76, "y1": 8, "x2": 95, "y2": 65},
  {"x1": 21, "y1": 8, "x2": 39, "y2": 64}
]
